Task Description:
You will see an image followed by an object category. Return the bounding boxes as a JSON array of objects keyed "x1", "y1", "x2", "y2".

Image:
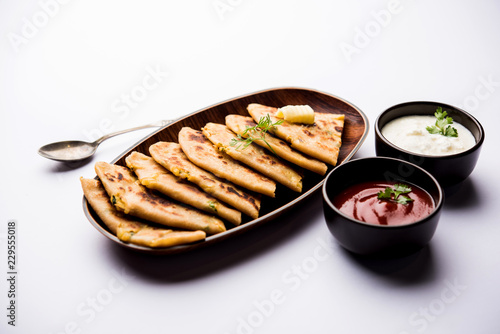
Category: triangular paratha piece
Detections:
[
  {"x1": 202, "y1": 122, "x2": 302, "y2": 192},
  {"x1": 178, "y1": 127, "x2": 276, "y2": 197},
  {"x1": 94, "y1": 161, "x2": 226, "y2": 235},
  {"x1": 225, "y1": 114, "x2": 328, "y2": 175},
  {"x1": 149, "y1": 142, "x2": 261, "y2": 219},
  {"x1": 81, "y1": 177, "x2": 206, "y2": 247},
  {"x1": 125, "y1": 151, "x2": 241, "y2": 225},
  {"x1": 247, "y1": 103, "x2": 344, "y2": 166}
]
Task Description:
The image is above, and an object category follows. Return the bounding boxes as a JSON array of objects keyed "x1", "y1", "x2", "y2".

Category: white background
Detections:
[{"x1": 1, "y1": 1, "x2": 500, "y2": 333}]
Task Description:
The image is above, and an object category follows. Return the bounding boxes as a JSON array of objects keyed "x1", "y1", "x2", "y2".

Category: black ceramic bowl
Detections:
[
  {"x1": 375, "y1": 101, "x2": 484, "y2": 188},
  {"x1": 322, "y1": 157, "x2": 443, "y2": 257}
]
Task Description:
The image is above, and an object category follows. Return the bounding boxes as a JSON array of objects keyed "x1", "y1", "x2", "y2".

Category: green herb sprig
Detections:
[
  {"x1": 229, "y1": 114, "x2": 283, "y2": 155},
  {"x1": 377, "y1": 184, "x2": 414, "y2": 205},
  {"x1": 207, "y1": 201, "x2": 217, "y2": 212},
  {"x1": 426, "y1": 107, "x2": 458, "y2": 137}
]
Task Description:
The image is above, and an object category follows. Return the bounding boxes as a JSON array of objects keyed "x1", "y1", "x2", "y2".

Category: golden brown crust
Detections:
[
  {"x1": 125, "y1": 151, "x2": 242, "y2": 225},
  {"x1": 247, "y1": 103, "x2": 344, "y2": 166},
  {"x1": 94, "y1": 162, "x2": 226, "y2": 235},
  {"x1": 149, "y1": 142, "x2": 261, "y2": 219},
  {"x1": 80, "y1": 177, "x2": 206, "y2": 248},
  {"x1": 225, "y1": 115, "x2": 328, "y2": 175},
  {"x1": 178, "y1": 127, "x2": 276, "y2": 197},
  {"x1": 202, "y1": 122, "x2": 303, "y2": 192}
]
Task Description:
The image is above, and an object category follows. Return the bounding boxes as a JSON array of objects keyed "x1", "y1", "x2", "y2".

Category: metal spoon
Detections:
[{"x1": 38, "y1": 119, "x2": 174, "y2": 162}]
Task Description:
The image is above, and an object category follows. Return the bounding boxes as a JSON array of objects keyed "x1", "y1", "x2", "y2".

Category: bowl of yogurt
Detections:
[{"x1": 375, "y1": 101, "x2": 484, "y2": 188}]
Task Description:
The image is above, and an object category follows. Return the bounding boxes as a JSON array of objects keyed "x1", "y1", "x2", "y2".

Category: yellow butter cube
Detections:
[{"x1": 276, "y1": 105, "x2": 315, "y2": 124}]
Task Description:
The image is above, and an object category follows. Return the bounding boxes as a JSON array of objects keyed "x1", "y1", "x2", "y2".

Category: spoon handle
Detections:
[{"x1": 93, "y1": 119, "x2": 175, "y2": 145}]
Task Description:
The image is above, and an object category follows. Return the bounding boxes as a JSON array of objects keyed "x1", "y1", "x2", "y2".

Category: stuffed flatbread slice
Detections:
[
  {"x1": 94, "y1": 161, "x2": 226, "y2": 235},
  {"x1": 125, "y1": 151, "x2": 241, "y2": 225},
  {"x1": 247, "y1": 103, "x2": 344, "y2": 166},
  {"x1": 80, "y1": 177, "x2": 206, "y2": 247},
  {"x1": 202, "y1": 122, "x2": 303, "y2": 192},
  {"x1": 149, "y1": 142, "x2": 261, "y2": 219},
  {"x1": 179, "y1": 127, "x2": 276, "y2": 197},
  {"x1": 225, "y1": 114, "x2": 328, "y2": 175}
]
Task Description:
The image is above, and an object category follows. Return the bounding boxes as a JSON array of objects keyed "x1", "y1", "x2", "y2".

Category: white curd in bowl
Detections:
[{"x1": 381, "y1": 115, "x2": 476, "y2": 156}]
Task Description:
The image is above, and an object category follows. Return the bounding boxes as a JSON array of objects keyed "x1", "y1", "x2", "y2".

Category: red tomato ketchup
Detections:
[{"x1": 332, "y1": 181, "x2": 435, "y2": 226}]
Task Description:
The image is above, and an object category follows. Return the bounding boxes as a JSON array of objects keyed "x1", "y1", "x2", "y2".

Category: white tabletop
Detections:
[{"x1": 1, "y1": 1, "x2": 499, "y2": 333}]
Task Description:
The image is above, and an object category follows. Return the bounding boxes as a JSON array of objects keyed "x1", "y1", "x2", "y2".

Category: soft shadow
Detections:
[
  {"x1": 442, "y1": 177, "x2": 480, "y2": 210},
  {"x1": 106, "y1": 191, "x2": 325, "y2": 284},
  {"x1": 47, "y1": 157, "x2": 94, "y2": 172},
  {"x1": 340, "y1": 244, "x2": 437, "y2": 286}
]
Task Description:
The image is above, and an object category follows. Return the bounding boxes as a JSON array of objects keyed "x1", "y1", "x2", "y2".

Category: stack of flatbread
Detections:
[{"x1": 81, "y1": 103, "x2": 344, "y2": 248}]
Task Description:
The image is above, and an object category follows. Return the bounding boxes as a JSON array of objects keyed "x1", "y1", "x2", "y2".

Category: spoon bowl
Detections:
[
  {"x1": 38, "y1": 141, "x2": 98, "y2": 162},
  {"x1": 38, "y1": 120, "x2": 173, "y2": 162}
]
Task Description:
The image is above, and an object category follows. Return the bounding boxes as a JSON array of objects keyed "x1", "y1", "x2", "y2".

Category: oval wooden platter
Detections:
[{"x1": 83, "y1": 87, "x2": 369, "y2": 254}]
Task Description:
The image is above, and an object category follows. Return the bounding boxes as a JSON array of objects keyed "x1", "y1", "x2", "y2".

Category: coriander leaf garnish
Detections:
[
  {"x1": 444, "y1": 125, "x2": 458, "y2": 137},
  {"x1": 377, "y1": 187, "x2": 393, "y2": 200},
  {"x1": 229, "y1": 114, "x2": 283, "y2": 155},
  {"x1": 208, "y1": 201, "x2": 217, "y2": 212},
  {"x1": 377, "y1": 184, "x2": 414, "y2": 205},
  {"x1": 426, "y1": 107, "x2": 458, "y2": 137}
]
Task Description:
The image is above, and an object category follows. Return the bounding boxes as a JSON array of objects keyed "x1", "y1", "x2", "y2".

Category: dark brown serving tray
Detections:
[{"x1": 83, "y1": 87, "x2": 369, "y2": 254}]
